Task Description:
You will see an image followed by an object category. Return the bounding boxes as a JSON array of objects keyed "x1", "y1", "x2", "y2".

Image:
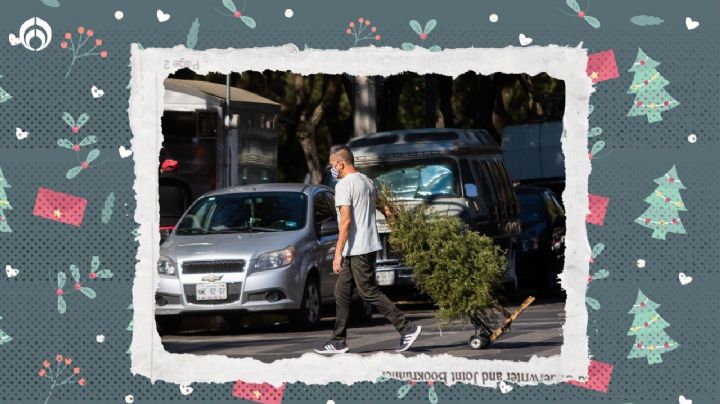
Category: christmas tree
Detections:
[
  {"x1": 627, "y1": 48, "x2": 679, "y2": 123},
  {"x1": 0, "y1": 74, "x2": 10, "y2": 103},
  {"x1": 0, "y1": 167, "x2": 12, "y2": 233},
  {"x1": 634, "y1": 165, "x2": 687, "y2": 240},
  {"x1": 627, "y1": 290, "x2": 678, "y2": 364},
  {"x1": 0, "y1": 316, "x2": 11, "y2": 345}
]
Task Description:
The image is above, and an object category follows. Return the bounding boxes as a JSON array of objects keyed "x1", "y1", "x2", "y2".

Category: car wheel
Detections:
[
  {"x1": 291, "y1": 277, "x2": 321, "y2": 330},
  {"x1": 156, "y1": 315, "x2": 181, "y2": 336}
]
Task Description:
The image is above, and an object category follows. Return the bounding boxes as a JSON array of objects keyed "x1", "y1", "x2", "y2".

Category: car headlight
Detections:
[
  {"x1": 255, "y1": 246, "x2": 295, "y2": 271},
  {"x1": 157, "y1": 256, "x2": 178, "y2": 276}
]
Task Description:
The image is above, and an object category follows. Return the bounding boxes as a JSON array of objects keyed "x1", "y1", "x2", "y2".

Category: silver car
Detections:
[{"x1": 155, "y1": 183, "x2": 369, "y2": 333}]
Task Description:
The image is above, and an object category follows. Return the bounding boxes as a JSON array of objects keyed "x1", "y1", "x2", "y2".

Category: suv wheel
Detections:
[{"x1": 291, "y1": 277, "x2": 321, "y2": 330}]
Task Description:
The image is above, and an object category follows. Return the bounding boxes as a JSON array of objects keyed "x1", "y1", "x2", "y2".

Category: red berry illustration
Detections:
[
  {"x1": 56, "y1": 354, "x2": 63, "y2": 363},
  {"x1": 637, "y1": 343, "x2": 643, "y2": 349},
  {"x1": 74, "y1": 282, "x2": 82, "y2": 290},
  {"x1": 100, "y1": 51, "x2": 108, "y2": 58},
  {"x1": 65, "y1": 357, "x2": 72, "y2": 365},
  {"x1": 375, "y1": 35, "x2": 381, "y2": 41},
  {"x1": 39, "y1": 369, "x2": 46, "y2": 377},
  {"x1": 346, "y1": 28, "x2": 352, "y2": 34},
  {"x1": 637, "y1": 101, "x2": 643, "y2": 107},
  {"x1": 349, "y1": 21, "x2": 354, "y2": 28},
  {"x1": 56, "y1": 288, "x2": 63, "y2": 296},
  {"x1": 587, "y1": 275, "x2": 593, "y2": 283},
  {"x1": 95, "y1": 39, "x2": 103, "y2": 46},
  {"x1": 643, "y1": 322, "x2": 649, "y2": 327},
  {"x1": 79, "y1": 378, "x2": 86, "y2": 386},
  {"x1": 43, "y1": 360, "x2": 50, "y2": 368},
  {"x1": 86, "y1": 30, "x2": 94, "y2": 37},
  {"x1": 371, "y1": 26, "x2": 377, "y2": 32},
  {"x1": 77, "y1": 26, "x2": 85, "y2": 35},
  {"x1": 640, "y1": 60, "x2": 646, "y2": 65},
  {"x1": 73, "y1": 367, "x2": 81, "y2": 374},
  {"x1": 420, "y1": 32, "x2": 428, "y2": 40},
  {"x1": 72, "y1": 144, "x2": 80, "y2": 151},
  {"x1": 60, "y1": 41, "x2": 68, "y2": 49},
  {"x1": 81, "y1": 161, "x2": 89, "y2": 169},
  {"x1": 72, "y1": 126, "x2": 80, "y2": 133},
  {"x1": 64, "y1": 32, "x2": 71, "y2": 40},
  {"x1": 427, "y1": 380, "x2": 434, "y2": 386},
  {"x1": 645, "y1": 218, "x2": 651, "y2": 224},
  {"x1": 89, "y1": 272, "x2": 97, "y2": 279},
  {"x1": 665, "y1": 197, "x2": 670, "y2": 203},
  {"x1": 233, "y1": 11, "x2": 241, "y2": 18},
  {"x1": 578, "y1": 11, "x2": 585, "y2": 18},
  {"x1": 640, "y1": 302, "x2": 646, "y2": 308}
]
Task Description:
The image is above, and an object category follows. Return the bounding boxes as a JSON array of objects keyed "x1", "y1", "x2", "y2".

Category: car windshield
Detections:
[
  {"x1": 517, "y1": 193, "x2": 545, "y2": 225},
  {"x1": 360, "y1": 159, "x2": 459, "y2": 200},
  {"x1": 175, "y1": 192, "x2": 307, "y2": 235}
]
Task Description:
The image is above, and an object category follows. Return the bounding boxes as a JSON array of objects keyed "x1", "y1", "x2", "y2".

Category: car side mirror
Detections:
[
  {"x1": 319, "y1": 220, "x2": 339, "y2": 236},
  {"x1": 464, "y1": 183, "x2": 478, "y2": 198}
]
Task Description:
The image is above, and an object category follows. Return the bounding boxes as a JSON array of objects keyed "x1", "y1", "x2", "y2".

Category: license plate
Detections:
[
  {"x1": 376, "y1": 271, "x2": 395, "y2": 286},
  {"x1": 196, "y1": 283, "x2": 227, "y2": 300}
]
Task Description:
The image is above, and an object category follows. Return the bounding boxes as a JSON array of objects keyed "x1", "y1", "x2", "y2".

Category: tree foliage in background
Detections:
[
  {"x1": 170, "y1": 69, "x2": 564, "y2": 183},
  {"x1": 377, "y1": 185, "x2": 506, "y2": 324}
]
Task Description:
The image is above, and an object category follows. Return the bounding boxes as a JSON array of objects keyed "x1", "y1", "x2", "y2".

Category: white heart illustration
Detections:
[
  {"x1": 5, "y1": 264, "x2": 19, "y2": 278},
  {"x1": 157, "y1": 9, "x2": 171, "y2": 22},
  {"x1": 518, "y1": 33, "x2": 533, "y2": 46},
  {"x1": 91, "y1": 85, "x2": 105, "y2": 98},
  {"x1": 678, "y1": 272, "x2": 693, "y2": 285},
  {"x1": 685, "y1": 17, "x2": 699, "y2": 30},
  {"x1": 119, "y1": 145, "x2": 133, "y2": 158},
  {"x1": 15, "y1": 127, "x2": 28, "y2": 140},
  {"x1": 96, "y1": 335, "x2": 105, "y2": 343},
  {"x1": 8, "y1": 33, "x2": 21, "y2": 46},
  {"x1": 179, "y1": 383, "x2": 193, "y2": 395},
  {"x1": 679, "y1": 395, "x2": 692, "y2": 404},
  {"x1": 499, "y1": 381, "x2": 513, "y2": 394}
]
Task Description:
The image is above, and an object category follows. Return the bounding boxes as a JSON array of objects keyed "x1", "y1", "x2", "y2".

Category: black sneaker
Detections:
[
  {"x1": 314, "y1": 340, "x2": 349, "y2": 355},
  {"x1": 395, "y1": 323, "x2": 422, "y2": 352}
]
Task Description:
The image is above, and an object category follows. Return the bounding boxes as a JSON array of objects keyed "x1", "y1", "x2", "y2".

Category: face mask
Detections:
[{"x1": 330, "y1": 162, "x2": 341, "y2": 179}]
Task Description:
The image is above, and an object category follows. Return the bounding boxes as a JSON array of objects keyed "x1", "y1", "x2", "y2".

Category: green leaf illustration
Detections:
[
  {"x1": 593, "y1": 269, "x2": 609, "y2": 280},
  {"x1": 222, "y1": 0, "x2": 237, "y2": 12},
  {"x1": 91, "y1": 256, "x2": 100, "y2": 272},
  {"x1": 0, "y1": 329, "x2": 12, "y2": 345},
  {"x1": 585, "y1": 16, "x2": 601, "y2": 29},
  {"x1": 585, "y1": 296, "x2": 601, "y2": 310},
  {"x1": 424, "y1": 19, "x2": 437, "y2": 35},
  {"x1": 101, "y1": 193, "x2": 115, "y2": 224},
  {"x1": 58, "y1": 272, "x2": 66, "y2": 289},
  {"x1": 587, "y1": 127, "x2": 602, "y2": 138},
  {"x1": 70, "y1": 264, "x2": 80, "y2": 283},
  {"x1": 591, "y1": 140, "x2": 605, "y2": 156},
  {"x1": 95, "y1": 269, "x2": 114, "y2": 279},
  {"x1": 428, "y1": 385, "x2": 438, "y2": 404},
  {"x1": 401, "y1": 43, "x2": 416, "y2": 51},
  {"x1": 41, "y1": 0, "x2": 60, "y2": 6},
  {"x1": 566, "y1": 0, "x2": 580, "y2": 13},
  {"x1": 62, "y1": 112, "x2": 75, "y2": 127},
  {"x1": 76, "y1": 113, "x2": 89, "y2": 127},
  {"x1": 375, "y1": 376, "x2": 390, "y2": 383},
  {"x1": 79, "y1": 136, "x2": 97, "y2": 146},
  {"x1": 86, "y1": 149, "x2": 100, "y2": 163},
  {"x1": 397, "y1": 384, "x2": 412, "y2": 399},
  {"x1": 66, "y1": 166, "x2": 83, "y2": 179},
  {"x1": 58, "y1": 296, "x2": 66, "y2": 314},
  {"x1": 591, "y1": 243, "x2": 605, "y2": 259},
  {"x1": 80, "y1": 287, "x2": 96, "y2": 299},
  {"x1": 428, "y1": 45, "x2": 442, "y2": 52},
  {"x1": 241, "y1": 16, "x2": 256, "y2": 29},
  {"x1": 630, "y1": 15, "x2": 664, "y2": 26},
  {"x1": 57, "y1": 139, "x2": 74, "y2": 149},
  {"x1": 409, "y1": 20, "x2": 422, "y2": 35},
  {"x1": 588, "y1": 104, "x2": 594, "y2": 115},
  {"x1": 186, "y1": 18, "x2": 200, "y2": 49}
]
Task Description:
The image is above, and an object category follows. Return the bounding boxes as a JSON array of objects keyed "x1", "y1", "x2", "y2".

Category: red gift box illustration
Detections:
[
  {"x1": 586, "y1": 49, "x2": 619, "y2": 84},
  {"x1": 232, "y1": 380, "x2": 286, "y2": 404},
  {"x1": 566, "y1": 360, "x2": 614, "y2": 393},
  {"x1": 32, "y1": 187, "x2": 87, "y2": 227},
  {"x1": 586, "y1": 193, "x2": 609, "y2": 226}
]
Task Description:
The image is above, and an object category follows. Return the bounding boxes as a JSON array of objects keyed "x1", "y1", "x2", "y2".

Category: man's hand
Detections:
[{"x1": 333, "y1": 253, "x2": 343, "y2": 274}]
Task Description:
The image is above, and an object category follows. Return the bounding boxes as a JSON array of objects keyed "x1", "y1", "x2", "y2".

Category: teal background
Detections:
[{"x1": 0, "y1": 0, "x2": 718, "y2": 402}]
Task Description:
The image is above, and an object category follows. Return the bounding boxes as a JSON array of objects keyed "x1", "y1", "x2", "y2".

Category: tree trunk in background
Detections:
[
  {"x1": 437, "y1": 75, "x2": 454, "y2": 128},
  {"x1": 424, "y1": 75, "x2": 437, "y2": 128},
  {"x1": 353, "y1": 75, "x2": 377, "y2": 137},
  {"x1": 475, "y1": 74, "x2": 500, "y2": 142}
]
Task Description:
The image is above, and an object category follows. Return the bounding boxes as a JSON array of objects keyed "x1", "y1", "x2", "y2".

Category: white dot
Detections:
[
  {"x1": 636, "y1": 259, "x2": 646, "y2": 268},
  {"x1": 489, "y1": 13, "x2": 499, "y2": 23},
  {"x1": 96, "y1": 335, "x2": 105, "y2": 343},
  {"x1": 114, "y1": 10, "x2": 124, "y2": 20},
  {"x1": 688, "y1": 133, "x2": 697, "y2": 143},
  {"x1": 284, "y1": 9, "x2": 294, "y2": 18},
  {"x1": 125, "y1": 395, "x2": 134, "y2": 404}
]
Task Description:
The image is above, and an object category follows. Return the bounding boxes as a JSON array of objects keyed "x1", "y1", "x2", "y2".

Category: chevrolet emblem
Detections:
[{"x1": 201, "y1": 274, "x2": 223, "y2": 282}]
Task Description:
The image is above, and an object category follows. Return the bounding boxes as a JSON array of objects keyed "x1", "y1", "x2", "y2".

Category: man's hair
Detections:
[{"x1": 329, "y1": 144, "x2": 354, "y2": 166}]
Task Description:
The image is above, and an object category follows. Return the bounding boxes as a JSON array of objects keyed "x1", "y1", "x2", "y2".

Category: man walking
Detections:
[{"x1": 315, "y1": 145, "x2": 422, "y2": 355}]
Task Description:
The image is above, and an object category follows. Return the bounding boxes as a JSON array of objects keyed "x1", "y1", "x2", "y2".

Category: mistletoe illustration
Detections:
[
  {"x1": 585, "y1": 243, "x2": 608, "y2": 310},
  {"x1": 61, "y1": 26, "x2": 108, "y2": 79},
  {"x1": 57, "y1": 112, "x2": 104, "y2": 179},
  {"x1": 215, "y1": 0, "x2": 256, "y2": 28},
  {"x1": 126, "y1": 303, "x2": 134, "y2": 354},
  {"x1": 401, "y1": 19, "x2": 441, "y2": 52},
  {"x1": 376, "y1": 376, "x2": 439, "y2": 404},
  {"x1": 346, "y1": 17, "x2": 381, "y2": 47},
  {"x1": 558, "y1": 0, "x2": 600, "y2": 29},
  {"x1": 52, "y1": 256, "x2": 113, "y2": 314},
  {"x1": 0, "y1": 74, "x2": 11, "y2": 103},
  {"x1": 587, "y1": 104, "x2": 610, "y2": 160},
  {"x1": 38, "y1": 354, "x2": 86, "y2": 404},
  {"x1": 0, "y1": 316, "x2": 12, "y2": 345}
]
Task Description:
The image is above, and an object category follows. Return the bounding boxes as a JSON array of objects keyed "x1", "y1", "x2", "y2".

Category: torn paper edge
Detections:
[{"x1": 128, "y1": 44, "x2": 594, "y2": 388}]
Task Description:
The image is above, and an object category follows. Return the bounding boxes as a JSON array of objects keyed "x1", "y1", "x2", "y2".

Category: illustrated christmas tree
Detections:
[
  {"x1": 627, "y1": 48, "x2": 679, "y2": 123},
  {"x1": 634, "y1": 165, "x2": 687, "y2": 240},
  {"x1": 0, "y1": 167, "x2": 12, "y2": 233},
  {"x1": 627, "y1": 290, "x2": 679, "y2": 364},
  {"x1": 0, "y1": 316, "x2": 11, "y2": 345},
  {"x1": 0, "y1": 74, "x2": 11, "y2": 103}
]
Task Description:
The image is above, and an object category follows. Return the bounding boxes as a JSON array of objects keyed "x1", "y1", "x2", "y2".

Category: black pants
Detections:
[{"x1": 331, "y1": 252, "x2": 410, "y2": 340}]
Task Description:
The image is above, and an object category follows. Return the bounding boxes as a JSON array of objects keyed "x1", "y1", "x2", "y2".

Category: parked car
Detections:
[
  {"x1": 514, "y1": 185, "x2": 566, "y2": 293},
  {"x1": 155, "y1": 183, "x2": 371, "y2": 334},
  {"x1": 326, "y1": 128, "x2": 523, "y2": 296}
]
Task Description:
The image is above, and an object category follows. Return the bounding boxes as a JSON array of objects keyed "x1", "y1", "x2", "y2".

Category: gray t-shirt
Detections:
[{"x1": 334, "y1": 172, "x2": 382, "y2": 257}]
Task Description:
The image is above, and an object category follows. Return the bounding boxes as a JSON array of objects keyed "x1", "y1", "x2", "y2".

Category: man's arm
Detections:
[{"x1": 333, "y1": 205, "x2": 351, "y2": 274}]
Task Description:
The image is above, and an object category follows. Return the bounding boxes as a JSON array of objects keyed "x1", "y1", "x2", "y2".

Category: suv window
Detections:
[
  {"x1": 493, "y1": 160, "x2": 518, "y2": 218},
  {"x1": 459, "y1": 159, "x2": 477, "y2": 198},
  {"x1": 314, "y1": 192, "x2": 334, "y2": 225},
  {"x1": 473, "y1": 160, "x2": 499, "y2": 222},
  {"x1": 485, "y1": 160, "x2": 508, "y2": 221}
]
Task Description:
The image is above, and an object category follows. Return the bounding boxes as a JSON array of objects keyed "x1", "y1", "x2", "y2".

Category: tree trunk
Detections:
[
  {"x1": 353, "y1": 75, "x2": 377, "y2": 137},
  {"x1": 424, "y1": 75, "x2": 437, "y2": 128},
  {"x1": 437, "y1": 75, "x2": 454, "y2": 128}
]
